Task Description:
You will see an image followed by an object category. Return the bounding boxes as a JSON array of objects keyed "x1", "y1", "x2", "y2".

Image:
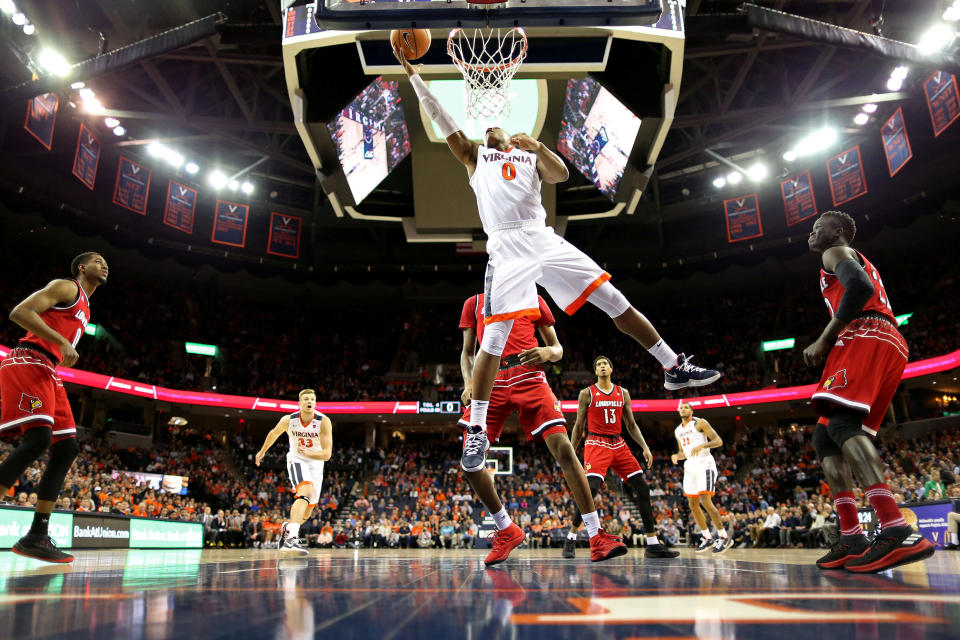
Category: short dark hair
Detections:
[
  {"x1": 593, "y1": 355, "x2": 612, "y2": 370},
  {"x1": 820, "y1": 210, "x2": 856, "y2": 243},
  {"x1": 70, "y1": 252, "x2": 100, "y2": 277}
]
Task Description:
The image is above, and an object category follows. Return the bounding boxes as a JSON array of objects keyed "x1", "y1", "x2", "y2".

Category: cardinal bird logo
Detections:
[
  {"x1": 585, "y1": 462, "x2": 592, "y2": 472},
  {"x1": 823, "y1": 369, "x2": 849, "y2": 391},
  {"x1": 18, "y1": 393, "x2": 43, "y2": 413},
  {"x1": 554, "y1": 400, "x2": 561, "y2": 413}
]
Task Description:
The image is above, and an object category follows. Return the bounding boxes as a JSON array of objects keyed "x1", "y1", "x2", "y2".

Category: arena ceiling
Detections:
[{"x1": 0, "y1": 0, "x2": 957, "y2": 281}]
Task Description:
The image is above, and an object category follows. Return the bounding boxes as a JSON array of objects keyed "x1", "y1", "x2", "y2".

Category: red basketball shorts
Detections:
[
  {"x1": 811, "y1": 316, "x2": 908, "y2": 436},
  {"x1": 0, "y1": 346, "x2": 77, "y2": 443},
  {"x1": 583, "y1": 435, "x2": 643, "y2": 482},
  {"x1": 459, "y1": 364, "x2": 567, "y2": 442}
]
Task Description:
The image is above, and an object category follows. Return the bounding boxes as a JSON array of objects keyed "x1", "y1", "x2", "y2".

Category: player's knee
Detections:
[
  {"x1": 50, "y1": 437, "x2": 80, "y2": 463},
  {"x1": 479, "y1": 319, "x2": 514, "y2": 357},
  {"x1": 587, "y1": 476, "x2": 604, "y2": 496},
  {"x1": 629, "y1": 475, "x2": 650, "y2": 500},
  {"x1": 589, "y1": 282, "x2": 631, "y2": 319}
]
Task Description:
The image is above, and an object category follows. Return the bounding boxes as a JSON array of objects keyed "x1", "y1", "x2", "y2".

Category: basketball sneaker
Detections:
[
  {"x1": 562, "y1": 538, "x2": 576, "y2": 559},
  {"x1": 279, "y1": 534, "x2": 309, "y2": 556},
  {"x1": 712, "y1": 536, "x2": 733, "y2": 554},
  {"x1": 844, "y1": 526, "x2": 935, "y2": 573},
  {"x1": 664, "y1": 354, "x2": 722, "y2": 390},
  {"x1": 695, "y1": 536, "x2": 713, "y2": 553},
  {"x1": 589, "y1": 530, "x2": 628, "y2": 562},
  {"x1": 278, "y1": 522, "x2": 290, "y2": 551},
  {"x1": 645, "y1": 543, "x2": 680, "y2": 558},
  {"x1": 815, "y1": 534, "x2": 870, "y2": 569},
  {"x1": 485, "y1": 523, "x2": 525, "y2": 566},
  {"x1": 11, "y1": 534, "x2": 74, "y2": 564},
  {"x1": 461, "y1": 425, "x2": 490, "y2": 472}
]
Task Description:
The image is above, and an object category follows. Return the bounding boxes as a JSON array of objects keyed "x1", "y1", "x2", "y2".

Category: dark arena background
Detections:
[{"x1": 0, "y1": 1, "x2": 959, "y2": 638}]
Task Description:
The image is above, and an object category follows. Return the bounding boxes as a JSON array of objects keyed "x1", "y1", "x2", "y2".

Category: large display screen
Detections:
[
  {"x1": 327, "y1": 76, "x2": 411, "y2": 204},
  {"x1": 111, "y1": 470, "x2": 190, "y2": 495},
  {"x1": 558, "y1": 76, "x2": 641, "y2": 200}
]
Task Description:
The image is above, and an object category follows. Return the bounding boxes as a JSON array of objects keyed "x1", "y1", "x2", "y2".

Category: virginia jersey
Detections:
[
  {"x1": 820, "y1": 250, "x2": 895, "y2": 323},
  {"x1": 586, "y1": 384, "x2": 625, "y2": 436},
  {"x1": 287, "y1": 412, "x2": 325, "y2": 462},
  {"x1": 675, "y1": 418, "x2": 711, "y2": 461},
  {"x1": 21, "y1": 279, "x2": 90, "y2": 364},
  {"x1": 469, "y1": 145, "x2": 546, "y2": 232}
]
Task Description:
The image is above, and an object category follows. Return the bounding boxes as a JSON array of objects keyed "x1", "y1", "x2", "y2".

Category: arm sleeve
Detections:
[
  {"x1": 410, "y1": 74, "x2": 461, "y2": 138},
  {"x1": 459, "y1": 296, "x2": 478, "y2": 330},
  {"x1": 534, "y1": 296, "x2": 556, "y2": 326},
  {"x1": 833, "y1": 258, "x2": 875, "y2": 322}
]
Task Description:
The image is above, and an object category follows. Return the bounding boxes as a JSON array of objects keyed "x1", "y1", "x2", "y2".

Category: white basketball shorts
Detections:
[
  {"x1": 683, "y1": 455, "x2": 718, "y2": 498},
  {"x1": 286, "y1": 455, "x2": 325, "y2": 507}
]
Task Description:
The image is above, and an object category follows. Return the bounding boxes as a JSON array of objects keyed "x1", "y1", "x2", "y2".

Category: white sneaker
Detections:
[
  {"x1": 280, "y1": 534, "x2": 309, "y2": 556},
  {"x1": 712, "y1": 537, "x2": 733, "y2": 554},
  {"x1": 695, "y1": 537, "x2": 713, "y2": 553}
]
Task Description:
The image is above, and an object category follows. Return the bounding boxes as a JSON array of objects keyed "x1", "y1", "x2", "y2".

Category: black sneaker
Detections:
[
  {"x1": 815, "y1": 534, "x2": 870, "y2": 570},
  {"x1": 845, "y1": 526, "x2": 935, "y2": 573},
  {"x1": 646, "y1": 543, "x2": 680, "y2": 558},
  {"x1": 562, "y1": 538, "x2": 576, "y2": 559},
  {"x1": 712, "y1": 537, "x2": 733, "y2": 554},
  {"x1": 694, "y1": 536, "x2": 713, "y2": 553},
  {"x1": 460, "y1": 426, "x2": 490, "y2": 472},
  {"x1": 12, "y1": 534, "x2": 74, "y2": 564},
  {"x1": 664, "y1": 354, "x2": 722, "y2": 390}
]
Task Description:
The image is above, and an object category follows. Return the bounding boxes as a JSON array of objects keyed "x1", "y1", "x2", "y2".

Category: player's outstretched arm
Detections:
[
  {"x1": 570, "y1": 387, "x2": 591, "y2": 450},
  {"x1": 460, "y1": 327, "x2": 477, "y2": 405},
  {"x1": 691, "y1": 420, "x2": 723, "y2": 456},
  {"x1": 509, "y1": 133, "x2": 569, "y2": 184},
  {"x1": 255, "y1": 415, "x2": 289, "y2": 466},
  {"x1": 621, "y1": 389, "x2": 653, "y2": 467},
  {"x1": 10, "y1": 279, "x2": 83, "y2": 367}
]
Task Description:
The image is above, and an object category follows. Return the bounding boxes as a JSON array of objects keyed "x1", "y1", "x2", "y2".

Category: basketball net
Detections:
[{"x1": 447, "y1": 27, "x2": 528, "y2": 121}]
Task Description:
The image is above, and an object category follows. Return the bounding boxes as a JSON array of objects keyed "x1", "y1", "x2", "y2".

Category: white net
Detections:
[{"x1": 447, "y1": 27, "x2": 528, "y2": 121}]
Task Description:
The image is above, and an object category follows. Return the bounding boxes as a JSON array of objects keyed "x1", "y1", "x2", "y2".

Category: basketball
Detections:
[{"x1": 391, "y1": 28, "x2": 431, "y2": 61}]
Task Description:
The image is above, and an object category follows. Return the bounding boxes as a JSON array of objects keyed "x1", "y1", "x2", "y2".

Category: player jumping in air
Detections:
[
  {"x1": 393, "y1": 45, "x2": 721, "y2": 477},
  {"x1": 0, "y1": 252, "x2": 107, "y2": 562},
  {"x1": 804, "y1": 210, "x2": 933, "y2": 572},
  {"x1": 256, "y1": 389, "x2": 333, "y2": 555}
]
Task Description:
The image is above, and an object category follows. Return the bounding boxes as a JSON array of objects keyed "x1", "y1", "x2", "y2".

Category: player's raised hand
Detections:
[
  {"x1": 670, "y1": 453, "x2": 680, "y2": 465},
  {"x1": 392, "y1": 42, "x2": 423, "y2": 77},
  {"x1": 255, "y1": 450, "x2": 265, "y2": 467},
  {"x1": 509, "y1": 133, "x2": 541, "y2": 152}
]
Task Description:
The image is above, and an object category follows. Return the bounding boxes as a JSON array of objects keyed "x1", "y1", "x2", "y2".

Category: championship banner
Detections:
[
  {"x1": 826, "y1": 145, "x2": 867, "y2": 206},
  {"x1": 283, "y1": 1, "x2": 320, "y2": 39},
  {"x1": 112, "y1": 156, "x2": 152, "y2": 215},
  {"x1": 163, "y1": 180, "x2": 197, "y2": 234},
  {"x1": 723, "y1": 193, "x2": 763, "y2": 243},
  {"x1": 24, "y1": 92, "x2": 59, "y2": 150},
  {"x1": 267, "y1": 212, "x2": 302, "y2": 258},
  {"x1": 780, "y1": 170, "x2": 817, "y2": 227},
  {"x1": 211, "y1": 200, "x2": 249, "y2": 247},
  {"x1": 923, "y1": 71, "x2": 960, "y2": 137},
  {"x1": 881, "y1": 107, "x2": 912, "y2": 177},
  {"x1": 71, "y1": 123, "x2": 101, "y2": 190}
]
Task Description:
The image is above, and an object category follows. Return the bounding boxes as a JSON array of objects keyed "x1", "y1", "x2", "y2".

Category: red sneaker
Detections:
[
  {"x1": 589, "y1": 530, "x2": 628, "y2": 563},
  {"x1": 485, "y1": 523, "x2": 525, "y2": 566}
]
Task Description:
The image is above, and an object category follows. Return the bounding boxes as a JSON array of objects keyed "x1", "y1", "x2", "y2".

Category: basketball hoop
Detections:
[{"x1": 447, "y1": 27, "x2": 528, "y2": 121}]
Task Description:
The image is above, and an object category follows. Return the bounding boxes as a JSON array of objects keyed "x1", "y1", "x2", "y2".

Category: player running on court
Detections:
[
  {"x1": 256, "y1": 389, "x2": 333, "y2": 555},
  {"x1": 672, "y1": 403, "x2": 732, "y2": 554},
  {"x1": 804, "y1": 210, "x2": 933, "y2": 572},
  {"x1": 458, "y1": 293, "x2": 627, "y2": 565},
  {"x1": 0, "y1": 252, "x2": 107, "y2": 562},
  {"x1": 565, "y1": 356, "x2": 679, "y2": 559},
  {"x1": 393, "y1": 46, "x2": 721, "y2": 477}
]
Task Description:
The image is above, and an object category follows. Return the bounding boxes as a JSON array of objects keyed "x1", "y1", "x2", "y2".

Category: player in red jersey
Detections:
[
  {"x1": 804, "y1": 211, "x2": 933, "y2": 573},
  {"x1": 0, "y1": 252, "x2": 108, "y2": 563},
  {"x1": 458, "y1": 293, "x2": 627, "y2": 565},
  {"x1": 565, "y1": 356, "x2": 679, "y2": 559}
]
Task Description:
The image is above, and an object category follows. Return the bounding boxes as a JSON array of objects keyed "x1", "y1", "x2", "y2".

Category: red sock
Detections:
[
  {"x1": 832, "y1": 492, "x2": 862, "y2": 537},
  {"x1": 865, "y1": 483, "x2": 907, "y2": 528}
]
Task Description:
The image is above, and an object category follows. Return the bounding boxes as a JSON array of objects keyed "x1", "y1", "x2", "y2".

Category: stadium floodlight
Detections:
[
  {"x1": 241, "y1": 181, "x2": 254, "y2": 194},
  {"x1": 946, "y1": 2, "x2": 960, "y2": 21},
  {"x1": 104, "y1": 117, "x2": 119, "y2": 128},
  {"x1": 747, "y1": 162, "x2": 768, "y2": 181},
  {"x1": 854, "y1": 113, "x2": 869, "y2": 126},
  {"x1": 727, "y1": 171, "x2": 743, "y2": 185},
  {"x1": 11, "y1": 11, "x2": 25, "y2": 25},
  {"x1": 208, "y1": 170, "x2": 227, "y2": 189},
  {"x1": 762, "y1": 338, "x2": 796, "y2": 352},
  {"x1": 890, "y1": 65, "x2": 909, "y2": 80},
  {"x1": 38, "y1": 49, "x2": 70, "y2": 75},
  {"x1": 70, "y1": 81, "x2": 85, "y2": 89},
  {"x1": 712, "y1": 176, "x2": 726, "y2": 189},
  {"x1": 185, "y1": 162, "x2": 199, "y2": 174},
  {"x1": 147, "y1": 142, "x2": 164, "y2": 157},
  {"x1": 84, "y1": 323, "x2": 98, "y2": 337},
  {"x1": 862, "y1": 103, "x2": 878, "y2": 113},
  {"x1": 917, "y1": 24, "x2": 955, "y2": 54},
  {"x1": 794, "y1": 127, "x2": 837, "y2": 157},
  {"x1": 0, "y1": 1, "x2": 17, "y2": 16},
  {"x1": 78, "y1": 87, "x2": 95, "y2": 100},
  {"x1": 163, "y1": 149, "x2": 184, "y2": 168},
  {"x1": 112, "y1": 125, "x2": 125, "y2": 136},
  {"x1": 22, "y1": 22, "x2": 33, "y2": 35},
  {"x1": 185, "y1": 342, "x2": 218, "y2": 357},
  {"x1": 228, "y1": 180, "x2": 239, "y2": 191},
  {"x1": 782, "y1": 150, "x2": 798, "y2": 162},
  {"x1": 82, "y1": 96, "x2": 104, "y2": 114},
  {"x1": 895, "y1": 312, "x2": 913, "y2": 327},
  {"x1": 887, "y1": 77, "x2": 903, "y2": 91}
]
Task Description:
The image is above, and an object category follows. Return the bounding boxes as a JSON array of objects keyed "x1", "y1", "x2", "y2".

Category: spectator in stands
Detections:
[{"x1": 924, "y1": 470, "x2": 946, "y2": 499}]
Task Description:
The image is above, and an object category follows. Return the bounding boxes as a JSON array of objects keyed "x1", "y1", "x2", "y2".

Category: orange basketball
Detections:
[{"x1": 391, "y1": 29, "x2": 432, "y2": 61}]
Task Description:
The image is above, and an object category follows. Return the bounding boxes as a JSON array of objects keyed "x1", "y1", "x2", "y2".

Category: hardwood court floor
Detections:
[{"x1": 1, "y1": 547, "x2": 958, "y2": 639}]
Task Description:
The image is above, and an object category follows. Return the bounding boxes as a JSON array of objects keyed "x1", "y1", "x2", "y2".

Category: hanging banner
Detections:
[
  {"x1": 826, "y1": 145, "x2": 867, "y2": 206},
  {"x1": 71, "y1": 123, "x2": 101, "y2": 190},
  {"x1": 112, "y1": 156, "x2": 152, "y2": 215},
  {"x1": 923, "y1": 71, "x2": 960, "y2": 137},
  {"x1": 780, "y1": 170, "x2": 817, "y2": 227},
  {"x1": 723, "y1": 193, "x2": 763, "y2": 243},
  {"x1": 24, "y1": 93, "x2": 59, "y2": 150},
  {"x1": 267, "y1": 212, "x2": 302, "y2": 258},
  {"x1": 881, "y1": 107, "x2": 912, "y2": 177},
  {"x1": 163, "y1": 181, "x2": 197, "y2": 234},
  {"x1": 211, "y1": 200, "x2": 249, "y2": 247}
]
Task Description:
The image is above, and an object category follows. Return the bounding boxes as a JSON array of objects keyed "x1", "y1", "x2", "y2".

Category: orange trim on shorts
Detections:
[
  {"x1": 308, "y1": 503, "x2": 319, "y2": 509},
  {"x1": 699, "y1": 491, "x2": 715, "y2": 497},
  {"x1": 483, "y1": 307, "x2": 541, "y2": 325},
  {"x1": 564, "y1": 272, "x2": 612, "y2": 315},
  {"x1": 295, "y1": 481, "x2": 313, "y2": 494}
]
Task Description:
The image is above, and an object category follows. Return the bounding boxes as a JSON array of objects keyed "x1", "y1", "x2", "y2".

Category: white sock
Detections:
[
  {"x1": 470, "y1": 400, "x2": 489, "y2": 431},
  {"x1": 287, "y1": 522, "x2": 300, "y2": 537},
  {"x1": 492, "y1": 507, "x2": 511, "y2": 530},
  {"x1": 567, "y1": 530, "x2": 578, "y2": 541},
  {"x1": 648, "y1": 339, "x2": 679, "y2": 369},
  {"x1": 717, "y1": 528, "x2": 728, "y2": 539},
  {"x1": 951, "y1": 532, "x2": 959, "y2": 545},
  {"x1": 646, "y1": 535, "x2": 659, "y2": 546},
  {"x1": 582, "y1": 512, "x2": 601, "y2": 538},
  {"x1": 700, "y1": 529, "x2": 712, "y2": 539}
]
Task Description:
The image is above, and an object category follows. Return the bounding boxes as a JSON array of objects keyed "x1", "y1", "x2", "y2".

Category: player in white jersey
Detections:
[
  {"x1": 394, "y1": 46, "x2": 722, "y2": 475},
  {"x1": 671, "y1": 403, "x2": 731, "y2": 554},
  {"x1": 256, "y1": 389, "x2": 332, "y2": 554}
]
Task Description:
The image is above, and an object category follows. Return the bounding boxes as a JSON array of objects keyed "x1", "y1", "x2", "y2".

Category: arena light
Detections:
[
  {"x1": 208, "y1": 170, "x2": 227, "y2": 189},
  {"x1": 895, "y1": 312, "x2": 913, "y2": 327},
  {"x1": 762, "y1": 338, "x2": 796, "y2": 352},
  {"x1": 84, "y1": 323, "x2": 98, "y2": 337},
  {"x1": 185, "y1": 162, "x2": 199, "y2": 174},
  {"x1": 782, "y1": 150, "x2": 798, "y2": 162},
  {"x1": 241, "y1": 181, "x2": 254, "y2": 194},
  {"x1": 228, "y1": 180, "x2": 239, "y2": 191},
  {"x1": 854, "y1": 113, "x2": 869, "y2": 126},
  {"x1": 112, "y1": 125, "x2": 125, "y2": 136},
  {"x1": 78, "y1": 87, "x2": 95, "y2": 100},
  {"x1": 793, "y1": 127, "x2": 837, "y2": 157},
  {"x1": 712, "y1": 176, "x2": 726, "y2": 189},
  {"x1": 22, "y1": 22, "x2": 33, "y2": 35},
  {"x1": 104, "y1": 117, "x2": 119, "y2": 128},
  {"x1": 727, "y1": 171, "x2": 743, "y2": 185},
  {"x1": 917, "y1": 24, "x2": 955, "y2": 55},
  {"x1": 11, "y1": 10, "x2": 24, "y2": 25},
  {"x1": 184, "y1": 342, "x2": 218, "y2": 357},
  {"x1": 946, "y1": 2, "x2": 960, "y2": 21},
  {"x1": 38, "y1": 49, "x2": 70, "y2": 76},
  {"x1": 747, "y1": 162, "x2": 768, "y2": 182},
  {"x1": 862, "y1": 103, "x2": 878, "y2": 113},
  {"x1": 147, "y1": 142, "x2": 163, "y2": 157},
  {"x1": 70, "y1": 81, "x2": 85, "y2": 90},
  {"x1": 887, "y1": 76, "x2": 904, "y2": 91},
  {"x1": 0, "y1": 0, "x2": 17, "y2": 15},
  {"x1": 82, "y1": 96, "x2": 104, "y2": 114}
]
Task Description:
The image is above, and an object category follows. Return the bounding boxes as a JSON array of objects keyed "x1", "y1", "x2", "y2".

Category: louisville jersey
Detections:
[
  {"x1": 469, "y1": 145, "x2": 546, "y2": 231},
  {"x1": 20, "y1": 279, "x2": 90, "y2": 364},
  {"x1": 287, "y1": 412, "x2": 325, "y2": 461},
  {"x1": 460, "y1": 294, "x2": 555, "y2": 358},
  {"x1": 675, "y1": 418, "x2": 711, "y2": 461},
  {"x1": 586, "y1": 384, "x2": 625, "y2": 436},
  {"x1": 820, "y1": 250, "x2": 895, "y2": 323}
]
